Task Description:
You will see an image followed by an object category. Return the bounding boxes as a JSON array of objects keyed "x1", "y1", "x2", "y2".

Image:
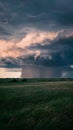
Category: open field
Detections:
[{"x1": 0, "y1": 79, "x2": 73, "y2": 130}]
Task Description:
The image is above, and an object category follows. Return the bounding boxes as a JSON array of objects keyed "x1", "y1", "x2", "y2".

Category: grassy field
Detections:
[{"x1": 0, "y1": 79, "x2": 73, "y2": 130}]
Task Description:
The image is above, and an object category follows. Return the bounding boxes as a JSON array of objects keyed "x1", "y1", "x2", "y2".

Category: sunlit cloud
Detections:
[
  {"x1": 0, "y1": 28, "x2": 73, "y2": 59},
  {"x1": 17, "y1": 30, "x2": 62, "y2": 48},
  {"x1": 0, "y1": 40, "x2": 17, "y2": 57},
  {"x1": 0, "y1": 30, "x2": 62, "y2": 58}
]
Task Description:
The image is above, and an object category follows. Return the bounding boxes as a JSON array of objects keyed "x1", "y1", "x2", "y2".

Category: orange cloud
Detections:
[
  {"x1": 17, "y1": 31, "x2": 61, "y2": 48},
  {"x1": 0, "y1": 30, "x2": 63, "y2": 58},
  {"x1": 0, "y1": 40, "x2": 19, "y2": 58}
]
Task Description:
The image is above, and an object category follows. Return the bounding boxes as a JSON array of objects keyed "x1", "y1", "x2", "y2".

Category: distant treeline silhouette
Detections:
[{"x1": 0, "y1": 78, "x2": 73, "y2": 84}]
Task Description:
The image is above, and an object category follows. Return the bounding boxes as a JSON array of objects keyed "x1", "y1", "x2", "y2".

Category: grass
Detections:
[{"x1": 0, "y1": 79, "x2": 73, "y2": 130}]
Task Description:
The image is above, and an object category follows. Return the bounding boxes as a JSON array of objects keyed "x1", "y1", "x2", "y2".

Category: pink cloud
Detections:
[
  {"x1": 17, "y1": 31, "x2": 61, "y2": 48},
  {"x1": 1, "y1": 29, "x2": 72, "y2": 58}
]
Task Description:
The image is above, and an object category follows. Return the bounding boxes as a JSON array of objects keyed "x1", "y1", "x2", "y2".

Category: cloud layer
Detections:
[{"x1": 0, "y1": 0, "x2": 73, "y2": 68}]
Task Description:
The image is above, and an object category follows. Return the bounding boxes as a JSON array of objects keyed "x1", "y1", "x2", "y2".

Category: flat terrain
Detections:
[{"x1": 0, "y1": 79, "x2": 73, "y2": 130}]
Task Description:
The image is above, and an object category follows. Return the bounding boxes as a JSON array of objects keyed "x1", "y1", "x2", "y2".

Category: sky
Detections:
[{"x1": 0, "y1": 0, "x2": 73, "y2": 72}]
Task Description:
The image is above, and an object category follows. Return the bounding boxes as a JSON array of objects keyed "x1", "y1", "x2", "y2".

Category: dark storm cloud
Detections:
[
  {"x1": 0, "y1": 27, "x2": 11, "y2": 36},
  {"x1": 0, "y1": 36, "x2": 73, "y2": 68},
  {"x1": 0, "y1": 0, "x2": 73, "y2": 39},
  {"x1": 28, "y1": 35, "x2": 73, "y2": 66},
  {"x1": 0, "y1": 0, "x2": 73, "y2": 69},
  {"x1": 0, "y1": 57, "x2": 22, "y2": 68}
]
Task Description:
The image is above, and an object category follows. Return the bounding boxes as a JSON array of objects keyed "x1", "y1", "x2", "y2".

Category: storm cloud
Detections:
[
  {"x1": 0, "y1": 0, "x2": 73, "y2": 38},
  {"x1": 0, "y1": 0, "x2": 73, "y2": 69}
]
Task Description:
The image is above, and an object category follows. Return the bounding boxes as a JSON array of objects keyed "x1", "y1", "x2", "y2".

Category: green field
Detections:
[{"x1": 0, "y1": 79, "x2": 73, "y2": 130}]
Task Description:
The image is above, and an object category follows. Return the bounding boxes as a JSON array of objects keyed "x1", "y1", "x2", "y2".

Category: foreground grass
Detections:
[{"x1": 0, "y1": 80, "x2": 73, "y2": 130}]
